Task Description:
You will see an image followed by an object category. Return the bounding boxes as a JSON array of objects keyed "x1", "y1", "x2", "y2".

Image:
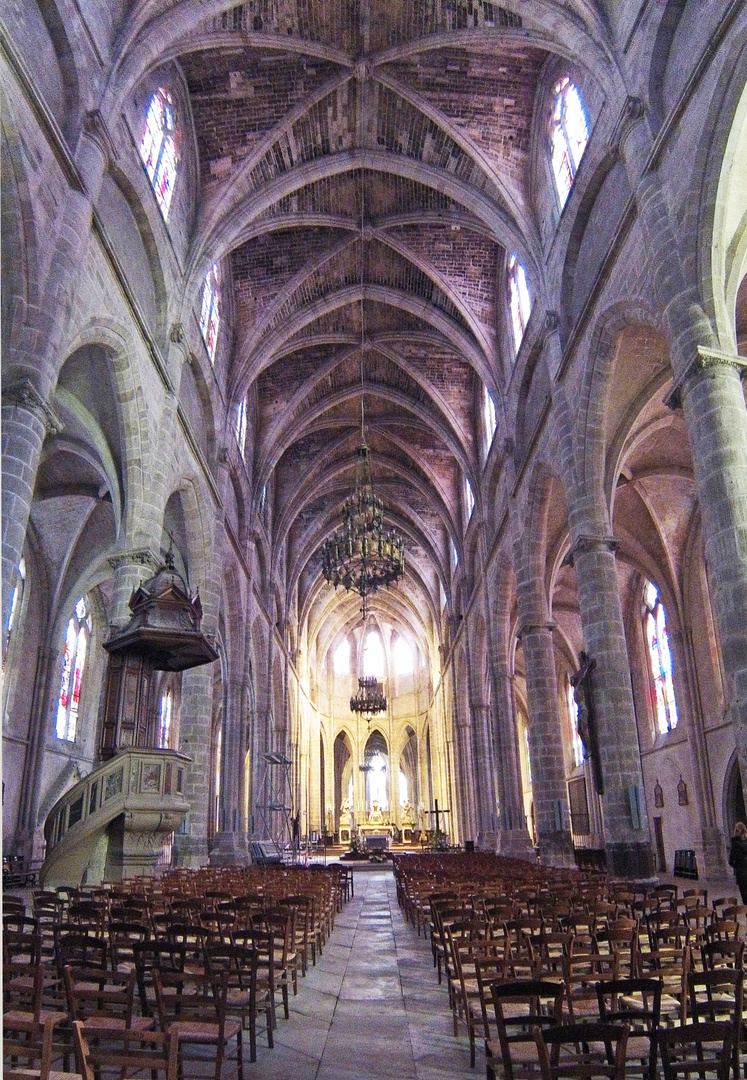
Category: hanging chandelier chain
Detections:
[
  {"x1": 319, "y1": 168, "x2": 405, "y2": 617},
  {"x1": 360, "y1": 167, "x2": 366, "y2": 444}
]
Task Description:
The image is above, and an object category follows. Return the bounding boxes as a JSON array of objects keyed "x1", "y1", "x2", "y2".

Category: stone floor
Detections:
[{"x1": 249, "y1": 867, "x2": 476, "y2": 1080}]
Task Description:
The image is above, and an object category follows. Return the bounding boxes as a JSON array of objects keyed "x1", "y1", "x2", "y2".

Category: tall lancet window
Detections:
[
  {"x1": 56, "y1": 597, "x2": 90, "y2": 742},
  {"x1": 644, "y1": 580, "x2": 679, "y2": 734},
  {"x1": 508, "y1": 254, "x2": 532, "y2": 354},
  {"x1": 235, "y1": 395, "x2": 248, "y2": 458},
  {"x1": 139, "y1": 89, "x2": 178, "y2": 219},
  {"x1": 199, "y1": 264, "x2": 221, "y2": 363},
  {"x1": 483, "y1": 385, "x2": 497, "y2": 455},
  {"x1": 550, "y1": 77, "x2": 589, "y2": 209}
]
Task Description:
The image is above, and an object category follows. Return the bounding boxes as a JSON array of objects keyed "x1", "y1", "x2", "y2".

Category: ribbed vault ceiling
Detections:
[{"x1": 126, "y1": 0, "x2": 609, "y2": 645}]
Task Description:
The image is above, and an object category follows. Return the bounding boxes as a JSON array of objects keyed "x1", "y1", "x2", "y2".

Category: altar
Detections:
[{"x1": 357, "y1": 823, "x2": 395, "y2": 850}]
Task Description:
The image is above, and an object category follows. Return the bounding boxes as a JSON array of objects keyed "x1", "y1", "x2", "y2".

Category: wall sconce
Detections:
[
  {"x1": 677, "y1": 775, "x2": 689, "y2": 806},
  {"x1": 654, "y1": 779, "x2": 664, "y2": 808}
]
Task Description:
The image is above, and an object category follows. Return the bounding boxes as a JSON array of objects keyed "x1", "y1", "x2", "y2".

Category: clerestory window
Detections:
[
  {"x1": 508, "y1": 254, "x2": 532, "y2": 354},
  {"x1": 199, "y1": 264, "x2": 221, "y2": 363},
  {"x1": 139, "y1": 89, "x2": 178, "y2": 219},
  {"x1": 550, "y1": 77, "x2": 589, "y2": 209}
]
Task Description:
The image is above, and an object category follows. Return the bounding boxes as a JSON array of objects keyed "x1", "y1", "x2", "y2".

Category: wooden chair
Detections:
[
  {"x1": 153, "y1": 966, "x2": 244, "y2": 1080},
  {"x1": 532, "y1": 1021, "x2": 629, "y2": 1080},
  {"x1": 230, "y1": 928, "x2": 277, "y2": 1032},
  {"x1": 204, "y1": 942, "x2": 274, "y2": 1062},
  {"x1": 63, "y1": 965, "x2": 153, "y2": 1035},
  {"x1": 489, "y1": 978, "x2": 564, "y2": 1080},
  {"x1": 596, "y1": 977, "x2": 662, "y2": 1080},
  {"x1": 658, "y1": 1021, "x2": 734, "y2": 1080},
  {"x1": 686, "y1": 966, "x2": 743, "y2": 1078},
  {"x1": 562, "y1": 950, "x2": 618, "y2": 1023},
  {"x1": 71, "y1": 1019, "x2": 176, "y2": 1080},
  {"x1": 4, "y1": 1012, "x2": 80, "y2": 1080}
]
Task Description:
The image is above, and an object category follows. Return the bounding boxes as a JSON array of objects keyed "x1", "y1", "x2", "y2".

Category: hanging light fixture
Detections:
[
  {"x1": 350, "y1": 675, "x2": 387, "y2": 718},
  {"x1": 320, "y1": 171, "x2": 405, "y2": 617}
]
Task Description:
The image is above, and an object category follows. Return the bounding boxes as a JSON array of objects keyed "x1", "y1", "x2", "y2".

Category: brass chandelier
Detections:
[{"x1": 320, "y1": 172, "x2": 405, "y2": 617}]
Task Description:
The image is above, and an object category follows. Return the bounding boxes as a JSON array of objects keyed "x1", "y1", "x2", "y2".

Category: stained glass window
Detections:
[
  {"x1": 550, "y1": 77, "x2": 589, "y2": 209},
  {"x1": 483, "y1": 385, "x2": 497, "y2": 454},
  {"x1": 139, "y1": 89, "x2": 178, "y2": 219},
  {"x1": 644, "y1": 580, "x2": 679, "y2": 734},
  {"x1": 199, "y1": 264, "x2": 221, "y2": 363},
  {"x1": 508, "y1": 254, "x2": 532, "y2": 354},
  {"x1": 235, "y1": 396, "x2": 248, "y2": 457},
  {"x1": 567, "y1": 676, "x2": 585, "y2": 768},
  {"x1": 158, "y1": 688, "x2": 173, "y2": 749},
  {"x1": 56, "y1": 597, "x2": 90, "y2": 742}
]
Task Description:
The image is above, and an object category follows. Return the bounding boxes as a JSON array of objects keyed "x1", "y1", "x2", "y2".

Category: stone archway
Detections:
[{"x1": 724, "y1": 751, "x2": 746, "y2": 843}]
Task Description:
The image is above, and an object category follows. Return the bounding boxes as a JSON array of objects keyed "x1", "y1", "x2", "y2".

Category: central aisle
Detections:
[{"x1": 248, "y1": 868, "x2": 477, "y2": 1080}]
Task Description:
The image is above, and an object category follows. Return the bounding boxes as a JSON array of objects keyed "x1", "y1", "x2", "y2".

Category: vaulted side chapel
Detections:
[{"x1": 3, "y1": 0, "x2": 747, "y2": 886}]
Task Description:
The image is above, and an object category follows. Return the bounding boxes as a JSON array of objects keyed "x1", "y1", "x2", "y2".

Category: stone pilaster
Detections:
[
  {"x1": 569, "y1": 534, "x2": 654, "y2": 878},
  {"x1": 519, "y1": 622, "x2": 575, "y2": 866},
  {"x1": 671, "y1": 353, "x2": 747, "y2": 796},
  {"x1": 454, "y1": 712, "x2": 478, "y2": 843},
  {"x1": 2, "y1": 383, "x2": 61, "y2": 628}
]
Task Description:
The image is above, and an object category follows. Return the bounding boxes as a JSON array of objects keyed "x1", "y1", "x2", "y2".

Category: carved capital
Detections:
[
  {"x1": 83, "y1": 109, "x2": 118, "y2": 161},
  {"x1": 665, "y1": 346, "x2": 747, "y2": 410},
  {"x1": 608, "y1": 95, "x2": 645, "y2": 155},
  {"x1": 2, "y1": 379, "x2": 63, "y2": 434},
  {"x1": 568, "y1": 534, "x2": 619, "y2": 564},
  {"x1": 170, "y1": 322, "x2": 186, "y2": 345},
  {"x1": 107, "y1": 547, "x2": 158, "y2": 571}
]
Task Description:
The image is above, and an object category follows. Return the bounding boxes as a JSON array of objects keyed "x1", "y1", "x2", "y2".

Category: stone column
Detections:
[
  {"x1": 669, "y1": 625, "x2": 726, "y2": 878},
  {"x1": 2, "y1": 384, "x2": 61, "y2": 627},
  {"x1": 570, "y1": 535, "x2": 654, "y2": 877},
  {"x1": 469, "y1": 702, "x2": 498, "y2": 849},
  {"x1": 172, "y1": 666, "x2": 214, "y2": 867},
  {"x1": 454, "y1": 710, "x2": 478, "y2": 843},
  {"x1": 519, "y1": 622, "x2": 574, "y2": 865},
  {"x1": 674, "y1": 353, "x2": 747, "y2": 786},
  {"x1": 490, "y1": 657, "x2": 534, "y2": 854},
  {"x1": 210, "y1": 679, "x2": 249, "y2": 865}
]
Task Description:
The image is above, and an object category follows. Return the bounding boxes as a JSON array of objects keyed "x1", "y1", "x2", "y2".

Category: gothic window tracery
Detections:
[
  {"x1": 508, "y1": 254, "x2": 532, "y2": 354},
  {"x1": 550, "y1": 77, "x2": 589, "y2": 209},
  {"x1": 139, "y1": 89, "x2": 178, "y2": 219},
  {"x1": 643, "y1": 580, "x2": 679, "y2": 734},
  {"x1": 55, "y1": 597, "x2": 90, "y2": 742},
  {"x1": 199, "y1": 264, "x2": 221, "y2": 363}
]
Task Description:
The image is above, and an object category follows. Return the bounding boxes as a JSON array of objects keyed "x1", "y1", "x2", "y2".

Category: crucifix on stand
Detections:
[{"x1": 426, "y1": 799, "x2": 451, "y2": 839}]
